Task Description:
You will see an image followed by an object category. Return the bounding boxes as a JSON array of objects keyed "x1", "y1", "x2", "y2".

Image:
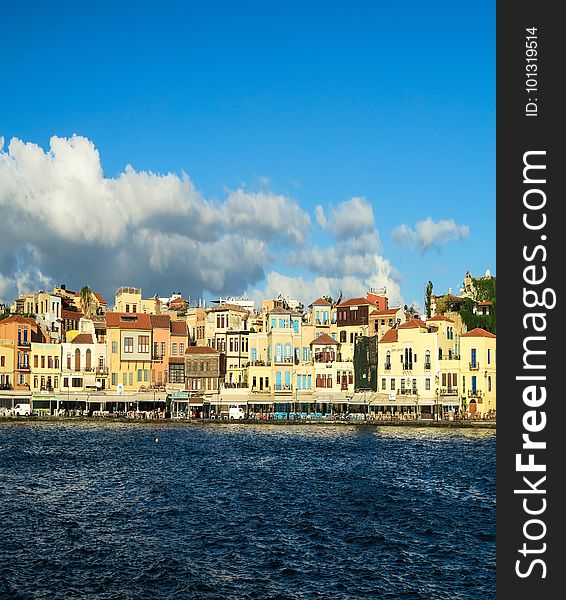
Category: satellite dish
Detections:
[{"x1": 117, "y1": 383, "x2": 124, "y2": 395}]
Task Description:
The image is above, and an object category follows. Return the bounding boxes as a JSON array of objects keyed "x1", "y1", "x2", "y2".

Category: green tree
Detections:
[
  {"x1": 425, "y1": 281, "x2": 433, "y2": 318},
  {"x1": 79, "y1": 285, "x2": 93, "y2": 319}
]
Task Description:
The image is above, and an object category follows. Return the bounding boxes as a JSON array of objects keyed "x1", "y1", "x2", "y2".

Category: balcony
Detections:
[
  {"x1": 469, "y1": 362, "x2": 480, "y2": 371},
  {"x1": 314, "y1": 352, "x2": 335, "y2": 363},
  {"x1": 17, "y1": 340, "x2": 31, "y2": 348},
  {"x1": 440, "y1": 387, "x2": 459, "y2": 396},
  {"x1": 96, "y1": 367, "x2": 109, "y2": 375},
  {"x1": 424, "y1": 362, "x2": 431, "y2": 370},
  {"x1": 274, "y1": 357, "x2": 293, "y2": 365},
  {"x1": 17, "y1": 363, "x2": 30, "y2": 371},
  {"x1": 384, "y1": 364, "x2": 391, "y2": 371}
]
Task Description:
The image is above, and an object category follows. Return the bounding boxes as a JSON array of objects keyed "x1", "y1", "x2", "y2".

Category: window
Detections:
[
  {"x1": 153, "y1": 342, "x2": 158, "y2": 358},
  {"x1": 425, "y1": 350, "x2": 431, "y2": 370},
  {"x1": 112, "y1": 373, "x2": 118, "y2": 386},
  {"x1": 124, "y1": 337, "x2": 134, "y2": 353},
  {"x1": 75, "y1": 349, "x2": 81, "y2": 371},
  {"x1": 385, "y1": 351, "x2": 391, "y2": 370},
  {"x1": 112, "y1": 341, "x2": 118, "y2": 354},
  {"x1": 48, "y1": 356, "x2": 53, "y2": 369},
  {"x1": 179, "y1": 343, "x2": 184, "y2": 355},
  {"x1": 161, "y1": 342, "x2": 166, "y2": 357},
  {"x1": 72, "y1": 377, "x2": 82, "y2": 388},
  {"x1": 55, "y1": 357, "x2": 59, "y2": 369},
  {"x1": 381, "y1": 378, "x2": 386, "y2": 390},
  {"x1": 391, "y1": 379, "x2": 395, "y2": 391},
  {"x1": 63, "y1": 377, "x2": 69, "y2": 388},
  {"x1": 138, "y1": 335, "x2": 149, "y2": 353},
  {"x1": 137, "y1": 369, "x2": 142, "y2": 382},
  {"x1": 85, "y1": 349, "x2": 91, "y2": 371},
  {"x1": 426, "y1": 378, "x2": 431, "y2": 390},
  {"x1": 0, "y1": 356, "x2": 4, "y2": 367},
  {"x1": 129, "y1": 372, "x2": 133, "y2": 386},
  {"x1": 488, "y1": 375, "x2": 492, "y2": 392}
]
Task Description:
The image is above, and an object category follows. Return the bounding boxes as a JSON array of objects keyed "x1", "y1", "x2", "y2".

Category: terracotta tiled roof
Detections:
[
  {"x1": 171, "y1": 320, "x2": 188, "y2": 336},
  {"x1": 185, "y1": 346, "x2": 220, "y2": 355},
  {"x1": 379, "y1": 329, "x2": 398, "y2": 343},
  {"x1": 309, "y1": 297, "x2": 332, "y2": 307},
  {"x1": 168, "y1": 356, "x2": 185, "y2": 364},
  {"x1": 427, "y1": 315, "x2": 454, "y2": 322},
  {"x1": 398, "y1": 318, "x2": 428, "y2": 329},
  {"x1": 477, "y1": 301, "x2": 493, "y2": 306},
  {"x1": 338, "y1": 297, "x2": 370, "y2": 307},
  {"x1": 62, "y1": 309, "x2": 82, "y2": 319},
  {"x1": 370, "y1": 308, "x2": 400, "y2": 317},
  {"x1": 169, "y1": 297, "x2": 188, "y2": 306},
  {"x1": 309, "y1": 333, "x2": 339, "y2": 346},
  {"x1": 93, "y1": 292, "x2": 107, "y2": 305},
  {"x1": 71, "y1": 333, "x2": 94, "y2": 344},
  {"x1": 105, "y1": 312, "x2": 152, "y2": 330},
  {"x1": 461, "y1": 328, "x2": 496, "y2": 338},
  {"x1": 0, "y1": 315, "x2": 37, "y2": 326},
  {"x1": 150, "y1": 315, "x2": 171, "y2": 329}
]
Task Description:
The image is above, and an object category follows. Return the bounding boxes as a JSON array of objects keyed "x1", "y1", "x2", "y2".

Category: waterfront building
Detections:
[
  {"x1": 30, "y1": 342, "x2": 61, "y2": 393},
  {"x1": 169, "y1": 319, "x2": 190, "y2": 392},
  {"x1": 184, "y1": 346, "x2": 223, "y2": 417},
  {"x1": 60, "y1": 319, "x2": 109, "y2": 393},
  {"x1": 336, "y1": 297, "x2": 375, "y2": 361},
  {"x1": 204, "y1": 303, "x2": 250, "y2": 387},
  {"x1": 149, "y1": 314, "x2": 170, "y2": 388},
  {"x1": 459, "y1": 327, "x2": 497, "y2": 418},
  {"x1": 106, "y1": 312, "x2": 153, "y2": 392},
  {"x1": 0, "y1": 315, "x2": 48, "y2": 391},
  {"x1": 376, "y1": 318, "x2": 454, "y2": 418}
]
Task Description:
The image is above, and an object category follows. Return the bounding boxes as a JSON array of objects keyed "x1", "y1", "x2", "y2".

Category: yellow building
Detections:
[
  {"x1": 30, "y1": 342, "x2": 61, "y2": 392},
  {"x1": 113, "y1": 286, "x2": 161, "y2": 315},
  {"x1": 106, "y1": 312, "x2": 153, "y2": 391},
  {"x1": 460, "y1": 328, "x2": 496, "y2": 418},
  {"x1": 377, "y1": 317, "x2": 462, "y2": 419}
]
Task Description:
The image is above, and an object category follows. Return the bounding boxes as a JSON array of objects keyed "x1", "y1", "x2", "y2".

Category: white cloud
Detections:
[
  {"x1": 0, "y1": 134, "x2": 411, "y2": 309},
  {"x1": 392, "y1": 217, "x2": 470, "y2": 253},
  {"x1": 0, "y1": 135, "x2": 310, "y2": 302}
]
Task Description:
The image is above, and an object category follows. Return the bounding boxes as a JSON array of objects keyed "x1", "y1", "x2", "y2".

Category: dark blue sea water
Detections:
[{"x1": 0, "y1": 422, "x2": 495, "y2": 599}]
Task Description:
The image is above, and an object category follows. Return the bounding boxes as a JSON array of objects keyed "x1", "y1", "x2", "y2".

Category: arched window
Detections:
[
  {"x1": 425, "y1": 350, "x2": 431, "y2": 369},
  {"x1": 74, "y1": 348, "x2": 81, "y2": 372},
  {"x1": 385, "y1": 351, "x2": 391, "y2": 370},
  {"x1": 85, "y1": 349, "x2": 92, "y2": 371}
]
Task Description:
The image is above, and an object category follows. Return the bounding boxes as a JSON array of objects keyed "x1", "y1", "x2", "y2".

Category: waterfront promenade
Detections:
[{"x1": 0, "y1": 413, "x2": 495, "y2": 428}]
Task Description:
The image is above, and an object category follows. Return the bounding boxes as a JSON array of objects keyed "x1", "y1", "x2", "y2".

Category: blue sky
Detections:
[{"x1": 0, "y1": 1, "x2": 495, "y2": 310}]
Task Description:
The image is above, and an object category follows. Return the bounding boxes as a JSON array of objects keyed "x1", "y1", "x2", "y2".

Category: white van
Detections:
[
  {"x1": 14, "y1": 403, "x2": 32, "y2": 416},
  {"x1": 228, "y1": 406, "x2": 246, "y2": 420}
]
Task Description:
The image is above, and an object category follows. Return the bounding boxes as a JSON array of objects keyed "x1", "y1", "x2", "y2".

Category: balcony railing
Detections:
[
  {"x1": 384, "y1": 364, "x2": 391, "y2": 371},
  {"x1": 469, "y1": 362, "x2": 480, "y2": 370},
  {"x1": 17, "y1": 340, "x2": 31, "y2": 347},
  {"x1": 96, "y1": 367, "x2": 109, "y2": 375},
  {"x1": 424, "y1": 362, "x2": 431, "y2": 370},
  {"x1": 17, "y1": 363, "x2": 30, "y2": 370},
  {"x1": 274, "y1": 357, "x2": 293, "y2": 364}
]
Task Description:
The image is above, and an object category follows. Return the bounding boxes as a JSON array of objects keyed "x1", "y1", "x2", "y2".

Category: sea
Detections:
[{"x1": 0, "y1": 421, "x2": 496, "y2": 599}]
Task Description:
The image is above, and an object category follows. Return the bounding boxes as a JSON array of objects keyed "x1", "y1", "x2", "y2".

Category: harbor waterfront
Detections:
[{"x1": 0, "y1": 421, "x2": 496, "y2": 599}]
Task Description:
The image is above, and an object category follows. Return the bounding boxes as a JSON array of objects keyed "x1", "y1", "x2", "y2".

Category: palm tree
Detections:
[{"x1": 79, "y1": 285, "x2": 93, "y2": 319}]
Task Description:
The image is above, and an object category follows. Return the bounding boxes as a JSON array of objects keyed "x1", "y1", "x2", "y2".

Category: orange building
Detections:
[{"x1": 0, "y1": 316, "x2": 48, "y2": 390}]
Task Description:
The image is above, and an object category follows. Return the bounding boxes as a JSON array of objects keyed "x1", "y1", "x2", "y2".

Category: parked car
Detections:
[{"x1": 14, "y1": 403, "x2": 32, "y2": 416}]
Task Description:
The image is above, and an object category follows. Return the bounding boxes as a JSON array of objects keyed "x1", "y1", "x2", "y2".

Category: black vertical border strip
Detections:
[{"x1": 497, "y1": 1, "x2": 564, "y2": 596}]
